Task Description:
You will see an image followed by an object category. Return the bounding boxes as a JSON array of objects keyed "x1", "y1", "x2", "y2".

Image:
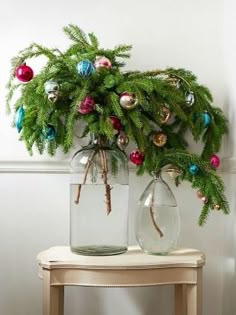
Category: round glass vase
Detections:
[
  {"x1": 70, "y1": 138, "x2": 129, "y2": 256},
  {"x1": 135, "y1": 173, "x2": 180, "y2": 255}
]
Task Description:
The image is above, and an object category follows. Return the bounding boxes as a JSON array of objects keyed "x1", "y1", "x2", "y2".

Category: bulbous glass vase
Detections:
[
  {"x1": 136, "y1": 173, "x2": 180, "y2": 255},
  {"x1": 70, "y1": 137, "x2": 129, "y2": 256}
]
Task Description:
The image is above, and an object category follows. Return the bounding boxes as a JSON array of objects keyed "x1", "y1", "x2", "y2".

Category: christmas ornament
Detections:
[
  {"x1": 94, "y1": 56, "x2": 112, "y2": 70},
  {"x1": 166, "y1": 165, "x2": 181, "y2": 179},
  {"x1": 119, "y1": 92, "x2": 138, "y2": 110},
  {"x1": 43, "y1": 125, "x2": 56, "y2": 141},
  {"x1": 212, "y1": 204, "x2": 220, "y2": 211},
  {"x1": 167, "y1": 76, "x2": 180, "y2": 88},
  {"x1": 153, "y1": 132, "x2": 167, "y2": 147},
  {"x1": 76, "y1": 60, "x2": 95, "y2": 78},
  {"x1": 44, "y1": 81, "x2": 59, "y2": 94},
  {"x1": 14, "y1": 106, "x2": 25, "y2": 132},
  {"x1": 14, "y1": 64, "x2": 34, "y2": 82},
  {"x1": 130, "y1": 150, "x2": 144, "y2": 165},
  {"x1": 188, "y1": 164, "x2": 199, "y2": 175},
  {"x1": 77, "y1": 96, "x2": 95, "y2": 114},
  {"x1": 196, "y1": 191, "x2": 208, "y2": 203},
  {"x1": 185, "y1": 91, "x2": 195, "y2": 107},
  {"x1": 47, "y1": 91, "x2": 59, "y2": 103},
  {"x1": 109, "y1": 116, "x2": 121, "y2": 132},
  {"x1": 210, "y1": 154, "x2": 220, "y2": 168},
  {"x1": 117, "y1": 133, "x2": 129, "y2": 150},
  {"x1": 201, "y1": 112, "x2": 211, "y2": 127},
  {"x1": 159, "y1": 106, "x2": 171, "y2": 124}
]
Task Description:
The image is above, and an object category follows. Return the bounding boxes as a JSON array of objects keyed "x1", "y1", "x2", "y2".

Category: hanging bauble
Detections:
[
  {"x1": 119, "y1": 92, "x2": 138, "y2": 110},
  {"x1": 166, "y1": 165, "x2": 181, "y2": 180},
  {"x1": 210, "y1": 154, "x2": 220, "y2": 168},
  {"x1": 167, "y1": 76, "x2": 180, "y2": 88},
  {"x1": 196, "y1": 191, "x2": 208, "y2": 204},
  {"x1": 109, "y1": 116, "x2": 121, "y2": 133},
  {"x1": 159, "y1": 106, "x2": 171, "y2": 124},
  {"x1": 43, "y1": 125, "x2": 56, "y2": 141},
  {"x1": 94, "y1": 56, "x2": 112, "y2": 70},
  {"x1": 212, "y1": 204, "x2": 221, "y2": 211},
  {"x1": 14, "y1": 106, "x2": 25, "y2": 133},
  {"x1": 185, "y1": 91, "x2": 195, "y2": 107},
  {"x1": 77, "y1": 96, "x2": 95, "y2": 114},
  {"x1": 76, "y1": 60, "x2": 95, "y2": 78},
  {"x1": 14, "y1": 64, "x2": 34, "y2": 82},
  {"x1": 130, "y1": 150, "x2": 144, "y2": 165},
  {"x1": 188, "y1": 164, "x2": 199, "y2": 175},
  {"x1": 48, "y1": 91, "x2": 59, "y2": 103},
  {"x1": 44, "y1": 81, "x2": 59, "y2": 94},
  {"x1": 117, "y1": 133, "x2": 129, "y2": 150},
  {"x1": 153, "y1": 132, "x2": 167, "y2": 147},
  {"x1": 201, "y1": 112, "x2": 211, "y2": 127}
]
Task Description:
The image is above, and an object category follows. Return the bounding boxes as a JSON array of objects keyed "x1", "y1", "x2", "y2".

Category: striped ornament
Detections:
[{"x1": 76, "y1": 60, "x2": 95, "y2": 78}]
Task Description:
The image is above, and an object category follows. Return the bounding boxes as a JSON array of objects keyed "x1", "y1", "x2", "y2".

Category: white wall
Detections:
[{"x1": 0, "y1": 0, "x2": 233, "y2": 314}]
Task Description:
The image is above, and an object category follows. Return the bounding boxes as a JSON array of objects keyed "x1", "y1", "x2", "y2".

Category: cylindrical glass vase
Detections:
[
  {"x1": 136, "y1": 173, "x2": 180, "y2": 255},
  {"x1": 70, "y1": 138, "x2": 129, "y2": 256}
]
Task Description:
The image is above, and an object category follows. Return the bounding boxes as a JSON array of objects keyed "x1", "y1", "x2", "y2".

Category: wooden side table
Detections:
[{"x1": 37, "y1": 246, "x2": 205, "y2": 315}]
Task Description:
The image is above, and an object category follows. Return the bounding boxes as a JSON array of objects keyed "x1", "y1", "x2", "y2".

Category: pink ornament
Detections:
[
  {"x1": 94, "y1": 56, "x2": 112, "y2": 69},
  {"x1": 77, "y1": 96, "x2": 95, "y2": 114},
  {"x1": 130, "y1": 150, "x2": 144, "y2": 165},
  {"x1": 15, "y1": 64, "x2": 34, "y2": 82},
  {"x1": 210, "y1": 154, "x2": 220, "y2": 168},
  {"x1": 109, "y1": 116, "x2": 121, "y2": 132}
]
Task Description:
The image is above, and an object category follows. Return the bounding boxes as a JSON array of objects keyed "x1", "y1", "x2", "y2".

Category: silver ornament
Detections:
[
  {"x1": 117, "y1": 133, "x2": 129, "y2": 150},
  {"x1": 48, "y1": 91, "x2": 59, "y2": 103},
  {"x1": 185, "y1": 91, "x2": 195, "y2": 107},
  {"x1": 166, "y1": 165, "x2": 181, "y2": 180},
  {"x1": 119, "y1": 92, "x2": 138, "y2": 110},
  {"x1": 44, "y1": 81, "x2": 59, "y2": 94}
]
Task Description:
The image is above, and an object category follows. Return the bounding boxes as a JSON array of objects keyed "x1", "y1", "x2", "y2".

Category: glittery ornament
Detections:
[
  {"x1": 43, "y1": 125, "x2": 56, "y2": 141},
  {"x1": 109, "y1": 116, "x2": 121, "y2": 132},
  {"x1": 119, "y1": 92, "x2": 138, "y2": 110},
  {"x1": 77, "y1": 96, "x2": 95, "y2": 114},
  {"x1": 212, "y1": 204, "x2": 221, "y2": 211},
  {"x1": 117, "y1": 133, "x2": 129, "y2": 150},
  {"x1": 44, "y1": 81, "x2": 59, "y2": 94},
  {"x1": 166, "y1": 165, "x2": 181, "y2": 179},
  {"x1": 15, "y1": 106, "x2": 25, "y2": 132},
  {"x1": 153, "y1": 132, "x2": 167, "y2": 147},
  {"x1": 130, "y1": 150, "x2": 144, "y2": 165},
  {"x1": 201, "y1": 112, "x2": 211, "y2": 127},
  {"x1": 210, "y1": 154, "x2": 220, "y2": 168},
  {"x1": 94, "y1": 56, "x2": 112, "y2": 70},
  {"x1": 76, "y1": 60, "x2": 95, "y2": 78},
  {"x1": 167, "y1": 76, "x2": 180, "y2": 88},
  {"x1": 159, "y1": 106, "x2": 171, "y2": 124},
  {"x1": 15, "y1": 64, "x2": 34, "y2": 82},
  {"x1": 185, "y1": 91, "x2": 195, "y2": 107},
  {"x1": 188, "y1": 164, "x2": 199, "y2": 175},
  {"x1": 48, "y1": 91, "x2": 59, "y2": 103}
]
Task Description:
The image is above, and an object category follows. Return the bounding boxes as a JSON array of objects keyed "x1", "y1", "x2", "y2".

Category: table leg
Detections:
[
  {"x1": 175, "y1": 284, "x2": 186, "y2": 315},
  {"x1": 186, "y1": 269, "x2": 202, "y2": 315},
  {"x1": 43, "y1": 269, "x2": 64, "y2": 315}
]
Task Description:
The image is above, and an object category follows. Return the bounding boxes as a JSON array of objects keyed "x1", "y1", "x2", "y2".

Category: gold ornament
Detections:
[
  {"x1": 153, "y1": 132, "x2": 167, "y2": 147},
  {"x1": 117, "y1": 133, "x2": 129, "y2": 150},
  {"x1": 119, "y1": 92, "x2": 138, "y2": 110},
  {"x1": 212, "y1": 204, "x2": 221, "y2": 211},
  {"x1": 159, "y1": 106, "x2": 171, "y2": 124},
  {"x1": 201, "y1": 196, "x2": 208, "y2": 204},
  {"x1": 166, "y1": 165, "x2": 181, "y2": 180},
  {"x1": 166, "y1": 76, "x2": 180, "y2": 88}
]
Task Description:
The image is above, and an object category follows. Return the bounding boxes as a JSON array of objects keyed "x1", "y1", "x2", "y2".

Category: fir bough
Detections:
[{"x1": 6, "y1": 24, "x2": 229, "y2": 225}]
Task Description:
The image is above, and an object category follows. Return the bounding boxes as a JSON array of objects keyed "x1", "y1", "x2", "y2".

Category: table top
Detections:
[{"x1": 37, "y1": 246, "x2": 205, "y2": 270}]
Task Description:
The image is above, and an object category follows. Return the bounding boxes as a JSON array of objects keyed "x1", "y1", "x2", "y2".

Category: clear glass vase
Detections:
[
  {"x1": 136, "y1": 173, "x2": 180, "y2": 255},
  {"x1": 70, "y1": 137, "x2": 129, "y2": 256}
]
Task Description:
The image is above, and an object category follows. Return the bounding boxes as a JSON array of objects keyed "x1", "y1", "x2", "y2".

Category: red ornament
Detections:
[
  {"x1": 94, "y1": 56, "x2": 112, "y2": 69},
  {"x1": 77, "y1": 96, "x2": 95, "y2": 114},
  {"x1": 109, "y1": 116, "x2": 121, "y2": 132},
  {"x1": 14, "y1": 64, "x2": 34, "y2": 82},
  {"x1": 210, "y1": 154, "x2": 220, "y2": 168},
  {"x1": 130, "y1": 150, "x2": 144, "y2": 165}
]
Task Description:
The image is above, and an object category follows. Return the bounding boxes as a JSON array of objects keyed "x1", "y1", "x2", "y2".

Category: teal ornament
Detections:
[
  {"x1": 188, "y1": 164, "x2": 199, "y2": 175},
  {"x1": 76, "y1": 60, "x2": 95, "y2": 78},
  {"x1": 43, "y1": 125, "x2": 56, "y2": 141},
  {"x1": 201, "y1": 112, "x2": 211, "y2": 127},
  {"x1": 15, "y1": 106, "x2": 25, "y2": 132}
]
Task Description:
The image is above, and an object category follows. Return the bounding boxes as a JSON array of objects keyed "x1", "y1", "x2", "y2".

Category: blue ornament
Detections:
[
  {"x1": 43, "y1": 125, "x2": 56, "y2": 141},
  {"x1": 188, "y1": 164, "x2": 199, "y2": 175},
  {"x1": 14, "y1": 106, "x2": 25, "y2": 132},
  {"x1": 201, "y1": 112, "x2": 211, "y2": 127},
  {"x1": 76, "y1": 60, "x2": 95, "y2": 78}
]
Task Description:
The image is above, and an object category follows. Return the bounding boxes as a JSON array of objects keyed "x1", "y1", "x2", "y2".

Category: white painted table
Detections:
[{"x1": 37, "y1": 246, "x2": 205, "y2": 315}]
